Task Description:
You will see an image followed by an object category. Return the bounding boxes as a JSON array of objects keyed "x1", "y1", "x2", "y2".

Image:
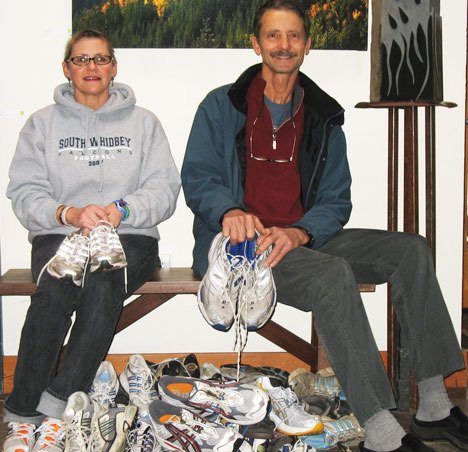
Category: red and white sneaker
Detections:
[
  {"x1": 3, "y1": 422, "x2": 36, "y2": 452},
  {"x1": 31, "y1": 417, "x2": 65, "y2": 451}
]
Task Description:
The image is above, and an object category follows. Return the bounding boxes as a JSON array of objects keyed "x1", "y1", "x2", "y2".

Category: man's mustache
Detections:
[{"x1": 270, "y1": 50, "x2": 297, "y2": 58}]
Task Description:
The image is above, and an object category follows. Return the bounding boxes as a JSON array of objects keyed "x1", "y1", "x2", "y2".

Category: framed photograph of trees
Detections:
[{"x1": 73, "y1": 0, "x2": 368, "y2": 50}]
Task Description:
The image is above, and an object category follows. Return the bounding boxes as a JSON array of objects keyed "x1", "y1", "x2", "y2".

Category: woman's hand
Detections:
[{"x1": 66, "y1": 204, "x2": 110, "y2": 234}]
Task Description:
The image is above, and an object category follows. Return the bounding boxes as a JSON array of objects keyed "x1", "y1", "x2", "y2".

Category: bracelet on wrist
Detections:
[
  {"x1": 56, "y1": 205, "x2": 65, "y2": 225},
  {"x1": 113, "y1": 198, "x2": 129, "y2": 221},
  {"x1": 60, "y1": 206, "x2": 72, "y2": 226}
]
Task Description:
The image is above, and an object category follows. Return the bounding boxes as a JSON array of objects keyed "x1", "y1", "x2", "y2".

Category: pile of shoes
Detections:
[{"x1": 4, "y1": 354, "x2": 365, "y2": 451}]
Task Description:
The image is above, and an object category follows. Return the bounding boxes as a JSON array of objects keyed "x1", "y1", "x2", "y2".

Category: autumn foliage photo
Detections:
[{"x1": 73, "y1": 0, "x2": 368, "y2": 49}]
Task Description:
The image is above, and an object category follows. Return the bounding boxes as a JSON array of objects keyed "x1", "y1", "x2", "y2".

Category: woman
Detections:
[{"x1": 4, "y1": 29, "x2": 180, "y2": 451}]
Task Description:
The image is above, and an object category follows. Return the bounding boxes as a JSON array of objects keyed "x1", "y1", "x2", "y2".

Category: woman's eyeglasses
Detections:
[{"x1": 67, "y1": 55, "x2": 114, "y2": 66}]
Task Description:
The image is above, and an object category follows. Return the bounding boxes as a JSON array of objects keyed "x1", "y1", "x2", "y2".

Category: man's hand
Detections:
[
  {"x1": 222, "y1": 209, "x2": 266, "y2": 244},
  {"x1": 256, "y1": 227, "x2": 310, "y2": 268},
  {"x1": 106, "y1": 203, "x2": 123, "y2": 228}
]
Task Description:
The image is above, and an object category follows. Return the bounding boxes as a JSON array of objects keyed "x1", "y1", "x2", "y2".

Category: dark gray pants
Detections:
[
  {"x1": 4, "y1": 234, "x2": 160, "y2": 423},
  {"x1": 273, "y1": 228, "x2": 464, "y2": 424}
]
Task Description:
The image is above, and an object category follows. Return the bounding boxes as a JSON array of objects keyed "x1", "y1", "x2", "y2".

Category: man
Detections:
[{"x1": 181, "y1": 1, "x2": 468, "y2": 450}]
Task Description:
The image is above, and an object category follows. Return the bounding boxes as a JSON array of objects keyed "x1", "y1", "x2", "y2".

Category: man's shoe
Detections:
[
  {"x1": 411, "y1": 406, "x2": 468, "y2": 450},
  {"x1": 32, "y1": 417, "x2": 65, "y2": 451},
  {"x1": 197, "y1": 233, "x2": 245, "y2": 332},
  {"x1": 236, "y1": 237, "x2": 276, "y2": 331},
  {"x1": 358, "y1": 433, "x2": 435, "y2": 451},
  {"x1": 3, "y1": 422, "x2": 36, "y2": 452},
  {"x1": 63, "y1": 391, "x2": 93, "y2": 451},
  {"x1": 126, "y1": 410, "x2": 160, "y2": 451},
  {"x1": 89, "y1": 220, "x2": 127, "y2": 272},
  {"x1": 288, "y1": 368, "x2": 342, "y2": 401},
  {"x1": 45, "y1": 231, "x2": 89, "y2": 286}
]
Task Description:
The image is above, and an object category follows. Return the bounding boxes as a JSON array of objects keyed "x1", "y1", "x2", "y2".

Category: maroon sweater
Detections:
[{"x1": 244, "y1": 74, "x2": 305, "y2": 228}]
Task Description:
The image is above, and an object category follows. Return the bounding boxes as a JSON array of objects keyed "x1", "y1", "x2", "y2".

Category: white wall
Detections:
[{"x1": 1, "y1": 1, "x2": 466, "y2": 356}]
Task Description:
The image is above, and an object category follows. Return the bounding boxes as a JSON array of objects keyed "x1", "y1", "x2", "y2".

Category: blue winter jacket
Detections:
[{"x1": 182, "y1": 64, "x2": 352, "y2": 277}]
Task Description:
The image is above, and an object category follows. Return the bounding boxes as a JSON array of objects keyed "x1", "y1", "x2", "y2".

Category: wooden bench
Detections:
[{"x1": 0, "y1": 267, "x2": 375, "y2": 395}]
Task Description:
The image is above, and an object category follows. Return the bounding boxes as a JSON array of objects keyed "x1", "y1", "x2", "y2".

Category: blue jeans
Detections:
[
  {"x1": 4, "y1": 233, "x2": 160, "y2": 423},
  {"x1": 272, "y1": 229, "x2": 465, "y2": 424}
]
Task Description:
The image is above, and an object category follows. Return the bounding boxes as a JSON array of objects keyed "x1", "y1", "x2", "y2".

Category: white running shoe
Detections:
[
  {"x1": 158, "y1": 375, "x2": 268, "y2": 425},
  {"x1": 89, "y1": 221, "x2": 127, "y2": 273},
  {"x1": 126, "y1": 411, "x2": 160, "y2": 452},
  {"x1": 257, "y1": 376, "x2": 324, "y2": 436},
  {"x1": 44, "y1": 231, "x2": 90, "y2": 286},
  {"x1": 63, "y1": 391, "x2": 93, "y2": 451},
  {"x1": 119, "y1": 354, "x2": 158, "y2": 409},
  {"x1": 31, "y1": 417, "x2": 65, "y2": 451},
  {"x1": 149, "y1": 399, "x2": 248, "y2": 452},
  {"x1": 89, "y1": 361, "x2": 120, "y2": 406},
  {"x1": 197, "y1": 233, "x2": 246, "y2": 332},
  {"x1": 3, "y1": 422, "x2": 36, "y2": 452},
  {"x1": 237, "y1": 239, "x2": 276, "y2": 331},
  {"x1": 88, "y1": 401, "x2": 137, "y2": 452}
]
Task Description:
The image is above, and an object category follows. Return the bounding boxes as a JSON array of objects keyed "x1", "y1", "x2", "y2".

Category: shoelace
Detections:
[
  {"x1": 90, "y1": 220, "x2": 128, "y2": 292},
  {"x1": 37, "y1": 232, "x2": 90, "y2": 286},
  {"x1": 126, "y1": 420, "x2": 156, "y2": 452},
  {"x1": 170, "y1": 410, "x2": 217, "y2": 439},
  {"x1": 34, "y1": 419, "x2": 65, "y2": 448},
  {"x1": 6, "y1": 422, "x2": 35, "y2": 443},
  {"x1": 127, "y1": 366, "x2": 157, "y2": 404},
  {"x1": 63, "y1": 417, "x2": 91, "y2": 451},
  {"x1": 270, "y1": 386, "x2": 308, "y2": 423},
  {"x1": 89, "y1": 370, "x2": 118, "y2": 406}
]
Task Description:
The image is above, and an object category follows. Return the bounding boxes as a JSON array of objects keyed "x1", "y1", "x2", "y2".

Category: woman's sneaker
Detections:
[
  {"x1": 43, "y1": 231, "x2": 90, "y2": 286},
  {"x1": 3, "y1": 422, "x2": 36, "y2": 452},
  {"x1": 32, "y1": 417, "x2": 65, "y2": 452},
  {"x1": 89, "y1": 221, "x2": 127, "y2": 273}
]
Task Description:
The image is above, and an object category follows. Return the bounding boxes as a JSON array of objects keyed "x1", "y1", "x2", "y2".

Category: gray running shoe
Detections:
[
  {"x1": 32, "y1": 417, "x2": 65, "y2": 452},
  {"x1": 45, "y1": 231, "x2": 90, "y2": 286},
  {"x1": 149, "y1": 399, "x2": 247, "y2": 451},
  {"x1": 89, "y1": 361, "x2": 120, "y2": 406},
  {"x1": 158, "y1": 375, "x2": 269, "y2": 425},
  {"x1": 89, "y1": 221, "x2": 127, "y2": 273},
  {"x1": 119, "y1": 354, "x2": 158, "y2": 409},
  {"x1": 125, "y1": 411, "x2": 160, "y2": 452},
  {"x1": 197, "y1": 233, "x2": 245, "y2": 332},
  {"x1": 257, "y1": 376, "x2": 324, "y2": 436},
  {"x1": 63, "y1": 391, "x2": 93, "y2": 451},
  {"x1": 288, "y1": 368, "x2": 342, "y2": 401},
  {"x1": 88, "y1": 401, "x2": 137, "y2": 452},
  {"x1": 3, "y1": 422, "x2": 36, "y2": 452},
  {"x1": 237, "y1": 241, "x2": 276, "y2": 332}
]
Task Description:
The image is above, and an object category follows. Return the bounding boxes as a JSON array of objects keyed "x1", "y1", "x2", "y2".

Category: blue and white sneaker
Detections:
[
  {"x1": 126, "y1": 410, "x2": 160, "y2": 451},
  {"x1": 288, "y1": 368, "x2": 343, "y2": 401},
  {"x1": 197, "y1": 233, "x2": 246, "y2": 332},
  {"x1": 119, "y1": 354, "x2": 158, "y2": 409},
  {"x1": 302, "y1": 414, "x2": 365, "y2": 450},
  {"x1": 89, "y1": 361, "x2": 121, "y2": 407}
]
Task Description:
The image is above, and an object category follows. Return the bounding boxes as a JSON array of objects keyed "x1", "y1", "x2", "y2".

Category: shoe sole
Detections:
[
  {"x1": 269, "y1": 412, "x2": 324, "y2": 436},
  {"x1": 411, "y1": 423, "x2": 468, "y2": 451}
]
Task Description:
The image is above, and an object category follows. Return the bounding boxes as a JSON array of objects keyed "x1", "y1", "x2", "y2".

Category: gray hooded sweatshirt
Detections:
[{"x1": 7, "y1": 82, "x2": 181, "y2": 242}]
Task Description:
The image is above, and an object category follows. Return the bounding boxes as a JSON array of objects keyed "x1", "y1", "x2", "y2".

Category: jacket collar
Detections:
[{"x1": 228, "y1": 63, "x2": 344, "y2": 125}]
